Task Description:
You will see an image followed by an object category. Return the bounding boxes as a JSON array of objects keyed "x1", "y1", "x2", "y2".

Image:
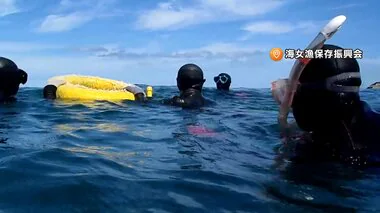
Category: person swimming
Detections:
[
  {"x1": 0, "y1": 57, "x2": 28, "y2": 102},
  {"x1": 290, "y1": 44, "x2": 380, "y2": 166},
  {"x1": 163, "y1": 63, "x2": 206, "y2": 108},
  {"x1": 214, "y1": 73, "x2": 231, "y2": 91}
]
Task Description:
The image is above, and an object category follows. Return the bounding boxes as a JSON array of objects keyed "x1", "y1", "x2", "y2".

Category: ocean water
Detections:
[{"x1": 0, "y1": 87, "x2": 379, "y2": 213}]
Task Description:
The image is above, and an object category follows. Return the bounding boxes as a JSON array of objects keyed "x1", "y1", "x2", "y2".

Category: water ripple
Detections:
[{"x1": 0, "y1": 87, "x2": 378, "y2": 212}]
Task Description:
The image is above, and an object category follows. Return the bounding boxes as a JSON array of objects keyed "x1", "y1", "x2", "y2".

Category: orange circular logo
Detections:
[{"x1": 270, "y1": 48, "x2": 283, "y2": 61}]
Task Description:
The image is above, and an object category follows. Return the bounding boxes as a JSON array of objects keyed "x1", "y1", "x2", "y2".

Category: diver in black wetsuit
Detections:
[
  {"x1": 0, "y1": 57, "x2": 28, "y2": 102},
  {"x1": 163, "y1": 63, "x2": 206, "y2": 108},
  {"x1": 214, "y1": 73, "x2": 231, "y2": 91},
  {"x1": 290, "y1": 44, "x2": 380, "y2": 166}
]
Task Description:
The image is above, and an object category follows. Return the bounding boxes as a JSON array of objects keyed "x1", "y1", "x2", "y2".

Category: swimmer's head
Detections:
[
  {"x1": 0, "y1": 57, "x2": 28, "y2": 100},
  {"x1": 176, "y1": 63, "x2": 205, "y2": 91},
  {"x1": 43, "y1": 85, "x2": 57, "y2": 99},
  {"x1": 292, "y1": 44, "x2": 361, "y2": 132},
  {"x1": 214, "y1": 73, "x2": 231, "y2": 90}
]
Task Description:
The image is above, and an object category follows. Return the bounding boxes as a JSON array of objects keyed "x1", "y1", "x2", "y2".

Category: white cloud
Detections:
[
  {"x1": 136, "y1": 0, "x2": 286, "y2": 30},
  {"x1": 58, "y1": 0, "x2": 87, "y2": 9},
  {"x1": 330, "y1": 3, "x2": 362, "y2": 10},
  {"x1": 243, "y1": 21, "x2": 293, "y2": 34},
  {"x1": 0, "y1": 0, "x2": 19, "y2": 17},
  {"x1": 36, "y1": 0, "x2": 122, "y2": 33},
  {"x1": 79, "y1": 42, "x2": 267, "y2": 61},
  {"x1": 200, "y1": 0, "x2": 284, "y2": 16},
  {"x1": 135, "y1": 2, "x2": 207, "y2": 30},
  {"x1": 178, "y1": 42, "x2": 267, "y2": 59},
  {"x1": 37, "y1": 12, "x2": 93, "y2": 32},
  {"x1": 242, "y1": 21, "x2": 319, "y2": 35}
]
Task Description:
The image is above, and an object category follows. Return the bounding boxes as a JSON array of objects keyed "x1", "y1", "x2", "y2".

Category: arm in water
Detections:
[
  {"x1": 163, "y1": 96, "x2": 185, "y2": 106},
  {"x1": 163, "y1": 89, "x2": 205, "y2": 109},
  {"x1": 124, "y1": 85, "x2": 146, "y2": 101}
]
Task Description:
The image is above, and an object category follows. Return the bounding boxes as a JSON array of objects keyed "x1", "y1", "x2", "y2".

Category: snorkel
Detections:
[{"x1": 271, "y1": 15, "x2": 347, "y2": 134}]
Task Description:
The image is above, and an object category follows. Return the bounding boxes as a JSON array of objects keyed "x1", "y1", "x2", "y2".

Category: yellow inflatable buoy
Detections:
[
  {"x1": 44, "y1": 75, "x2": 153, "y2": 101},
  {"x1": 146, "y1": 86, "x2": 153, "y2": 98}
]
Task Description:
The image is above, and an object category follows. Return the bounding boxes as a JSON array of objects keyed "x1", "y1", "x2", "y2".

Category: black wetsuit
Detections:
[
  {"x1": 164, "y1": 88, "x2": 205, "y2": 108},
  {"x1": 0, "y1": 69, "x2": 27, "y2": 102},
  {"x1": 293, "y1": 101, "x2": 380, "y2": 166}
]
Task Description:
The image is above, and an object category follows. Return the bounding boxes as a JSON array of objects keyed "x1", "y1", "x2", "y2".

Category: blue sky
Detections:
[{"x1": 0, "y1": 0, "x2": 379, "y2": 88}]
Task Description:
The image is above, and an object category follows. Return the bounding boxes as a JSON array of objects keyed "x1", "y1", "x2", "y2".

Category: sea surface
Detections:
[{"x1": 0, "y1": 87, "x2": 379, "y2": 213}]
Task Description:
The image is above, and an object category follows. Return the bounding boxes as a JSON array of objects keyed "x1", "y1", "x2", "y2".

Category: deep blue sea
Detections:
[{"x1": 0, "y1": 87, "x2": 379, "y2": 213}]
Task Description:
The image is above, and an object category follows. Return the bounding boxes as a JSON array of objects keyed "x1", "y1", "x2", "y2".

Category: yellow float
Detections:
[{"x1": 44, "y1": 75, "x2": 153, "y2": 101}]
